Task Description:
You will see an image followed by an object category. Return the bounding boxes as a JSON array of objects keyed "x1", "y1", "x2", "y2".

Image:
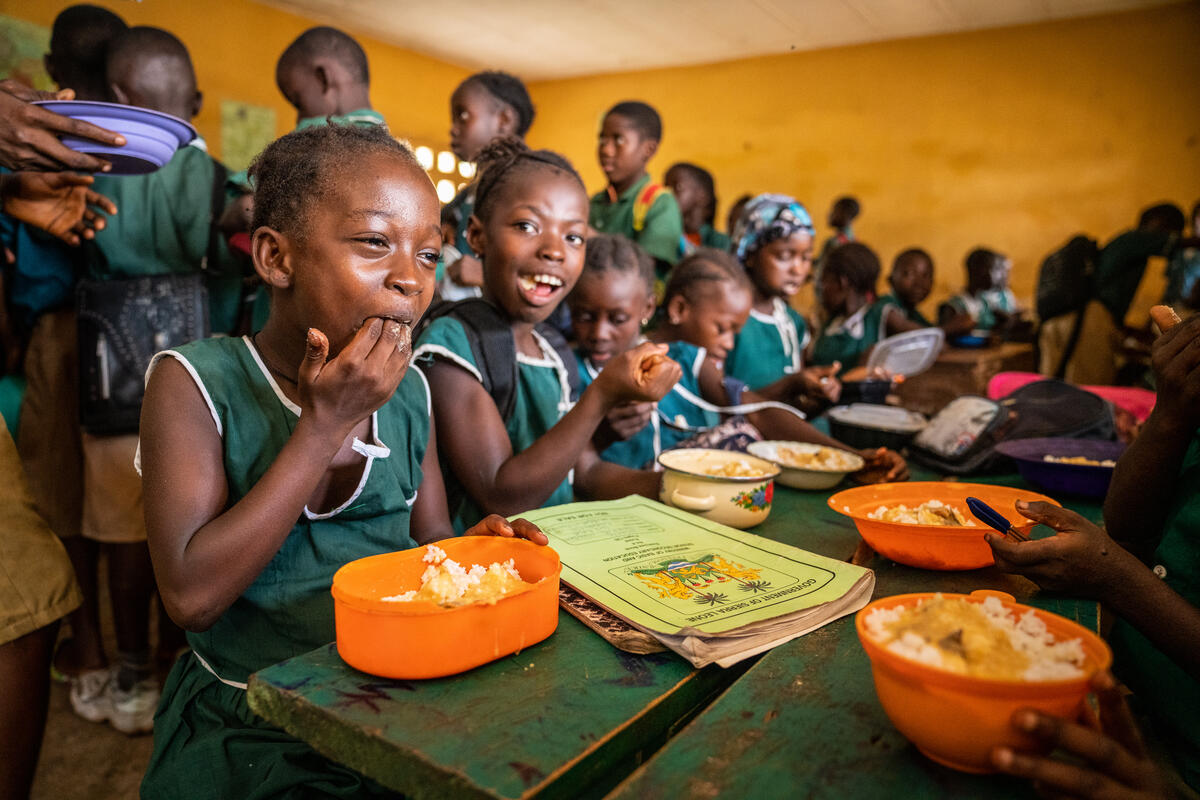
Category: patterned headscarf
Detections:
[{"x1": 731, "y1": 193, "x2": 815, "y2": 263}]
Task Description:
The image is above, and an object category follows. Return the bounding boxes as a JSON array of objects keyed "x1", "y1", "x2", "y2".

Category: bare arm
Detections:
[
  {"x1": 426, "y1": 342, "x2": 681, "y2": 517},
  {"x1": 142, "y1": 321, "x2": 410, "y2": 631},
  {"x1": 1104, "y1": 312, "x2": 1200, "y2": 552}
]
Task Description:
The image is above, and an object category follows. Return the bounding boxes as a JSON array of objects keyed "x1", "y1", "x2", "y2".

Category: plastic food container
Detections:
[
  {"x1": 827, "y1": 403, "x2": 927, "y2": 450},
  {"x1": 747, "y1": 440, "x2": 864, "y2": 490},
  {"x1": 866, "y1": 328, "x2": 945, "y2": 378},
  {"x1": 658, "y1": 448, "x2": 780, "y2": 528},
  {"x1": 994, "y1": 438, "x2": 1125, "y2": 500},
  {"x1": 838, "y1": 379, "x2": 892, "y2": 405},
  {"x1": 33, "y1": 100, "x2": 195, "y2": 174},
  {"x1": 332, "y1": 537, "x2": 561, "y2": 679},
  {"x1": 828, "y1": 482, "x2": 1060, "y2": 570},
  {"x1": 856, "y1": 590, "x2": 1112, "y2": 773}
]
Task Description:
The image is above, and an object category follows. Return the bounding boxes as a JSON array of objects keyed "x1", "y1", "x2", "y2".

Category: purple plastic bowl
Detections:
[
  {"x1": 32, "y1": 100, "x2": 195, "y2": 175},
  {"x1": 994, "y1": 437, "x2": 1126, "y2": 499}
]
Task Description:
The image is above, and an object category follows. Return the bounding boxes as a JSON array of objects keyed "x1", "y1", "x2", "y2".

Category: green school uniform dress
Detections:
[
  {"x1": 1095, "y1": 229, "x2": 1176, "y2": 324},
  {"x1": 90, "y1": 140, "x2": 242, "y2": 334},
  {"x1": 683, "y1": 225, "x2": 731, "y2": 253},
  {"x1": 812, "y1": 300, "x2": 892, "y2": 375},
  {"x1": 415, "y1": 318, "x2": 575, "y2": 532},
  {"x1": 940, "y1": 288, "x2": 1017, "y2": 333},
  {"x1": 1109, "y1": 431, "x2": 1200, "y2": 790},
  {"x1": 589, "y1": 173, "x2": 685, "y2": 270},
  {"x1": 576, "y1": 341, "x2": 718, "y2": 469},
  {"x1": 140, "y1": 335, "x2": 427, "y2": 799},
  {"x1": 875, "y1": 292, "x2": 931, "y2": 327},
  {"x1": 725, "y1": 298, "x2": 811, "y2": 391}
]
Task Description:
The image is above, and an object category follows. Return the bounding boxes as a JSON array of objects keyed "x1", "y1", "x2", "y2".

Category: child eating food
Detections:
[
  {"x1": 415, "y1": 138, "x2": 682, "y2": 533},
  {"x1": 137, "y1": 125, "x2": 545, "y2": 798},
  {"x1": 569, "y1": 241, "x2": 907, "y2": 482}
]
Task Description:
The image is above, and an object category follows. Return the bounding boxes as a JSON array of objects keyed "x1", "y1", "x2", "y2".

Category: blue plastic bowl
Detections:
[
  {"x1": 33, "y1": 100, "x2": 195, "y2": 175},
  {"x1": 951, "y1": 334, "x2": 988, "y2": 348},
  {"x1": 994, "y1": 437, "x2": 1126, "y2": 499}
]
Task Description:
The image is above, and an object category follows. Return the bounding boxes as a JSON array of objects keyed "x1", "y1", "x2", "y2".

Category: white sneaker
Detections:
[
  {"x1": 109, "y1": 676, "x2": 159, "y2": 735},
  {"x1": 69, "y1": 667, "x2": 113, "y2": 724}
]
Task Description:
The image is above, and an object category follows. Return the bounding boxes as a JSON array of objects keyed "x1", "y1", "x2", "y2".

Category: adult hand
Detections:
[
  {"x1": 296, "y1": 318, "x2": 412, "y2": 439},
  {"x1": 463, "y1": 514, "x2": 549, "y2": 545},
  {"x1": 0, "y1": 82, "x2": 125, "y2": 172},
  {"x1": 2, "y1": 171, "x2": 116, "y2": 245},
  {"x1": 986, "y1": 501, "x2": 1139, "y2": 597},
  {"x1": 853, "y1": 447, "x2": 908, "y2": 483},
  {"x1": 991, "y1": 671, "x2": 1169, "y2": 800},
  {"x1": 594, "y1": 342, "x2": 681, "y2": 404}
]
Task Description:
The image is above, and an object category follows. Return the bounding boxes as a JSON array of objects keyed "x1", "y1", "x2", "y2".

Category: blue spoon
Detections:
[{"x1": 966, "y1": 496, "x2": 1029, "y2": 543}]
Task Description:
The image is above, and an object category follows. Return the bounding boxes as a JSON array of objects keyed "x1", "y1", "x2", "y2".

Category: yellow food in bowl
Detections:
[
  {"x1": 868, "y1": 500, "x2": 975, "y2": 526},
  {"x1": 703, "y1": 459, "x2": 772, "y2": 478},
  {"x1": 864, "y1": 595, "x2": 1085, "y2": 681},
  {"x1": 776, "y1": 445, "x2": 859, "y2": 471},
  {"x1": 1042, "y1": 454, "x2": 1116, "y2": 468},
  {"x1": 381, "y1": 544, "x2": 530, "y2": 607}
]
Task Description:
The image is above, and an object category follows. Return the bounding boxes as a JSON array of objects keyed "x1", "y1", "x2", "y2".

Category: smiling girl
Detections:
[
  {"x1": 138, "y1": 125, "x2": 543, "y2": 798},
  {"x1": 415, "y1": 138, "x2": 681, "y2": 531}
]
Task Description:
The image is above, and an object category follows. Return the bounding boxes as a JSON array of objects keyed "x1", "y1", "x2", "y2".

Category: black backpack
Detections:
[
  {"x1": 909, "y1": 379, "x2": 1115, "y2": 475},
  {"x1": 1036, "y1": 235, "x2": 1099, "y2": 322},
  {"x1": 416, "y1": 297, "x2": 581, "y2": 419}
]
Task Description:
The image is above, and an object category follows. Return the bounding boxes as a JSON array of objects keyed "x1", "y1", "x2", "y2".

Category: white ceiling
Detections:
[{"x1": 256, "y1": 0, "x2": 1182, "y2": 81}]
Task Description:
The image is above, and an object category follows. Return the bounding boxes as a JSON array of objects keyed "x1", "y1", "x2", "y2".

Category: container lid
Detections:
[
  {"x1": 828, "y1": 403, "x2": 927, "y2": 433},
  {"x1": 866, "y1": 328, "x2": 944, "y2": 377}
]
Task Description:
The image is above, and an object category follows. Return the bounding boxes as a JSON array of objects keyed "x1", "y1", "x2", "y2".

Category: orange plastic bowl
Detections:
[
  {"x1": 856, "y1": 591, "x2": 1111, "y2": 773},
  {"x1": 332, "y1": 537, "x2": 561, "y2": 679},
  {"x1": 828, "y1": 482, "x2": 1060, "y2": 570}
]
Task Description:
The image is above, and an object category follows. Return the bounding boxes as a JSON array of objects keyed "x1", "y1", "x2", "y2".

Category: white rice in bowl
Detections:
[{"x1": 864, "y1": 594, "x2": 1086, "y2": 681}]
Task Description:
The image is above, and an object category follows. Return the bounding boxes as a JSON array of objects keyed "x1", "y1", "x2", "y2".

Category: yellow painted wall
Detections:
[
  {"x1": 526, "y1": 4, "x2": 1200, "y2": 322},
  {"x1": 0, "y1": 0, "x2": 469, "y2": 161}
]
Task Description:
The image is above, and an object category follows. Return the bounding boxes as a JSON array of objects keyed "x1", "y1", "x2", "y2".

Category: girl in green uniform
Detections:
[
  {"x1": 812, "y1": 242, "x2": 904, "y2": 375},
  {"x1": 138, "y1": 125, "x2": 546, "y2": 799},
  {"x1": 416, "y1": 138, "x2": 682, "y2": 532},
  {"x1": 570, "y1": 242, "x2": 908, "y2": 482},
  {"x1": 985, "y1": 312, "x2": 1200, "y2": 795},
  {"x1": 724, "y1": 194, "x2": 842, "y2": 406}
]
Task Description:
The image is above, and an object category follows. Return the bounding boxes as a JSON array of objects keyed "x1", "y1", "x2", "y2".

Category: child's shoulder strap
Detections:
[
  {"x1": 417, "y1": 298, "x2": 519, "y2": 418},
  {"x1": 534, "y1": 321, "x2": 582, "y2": 402},
  {"x1": 633, "y1": 183, "x2": 672, "y2": 233}
]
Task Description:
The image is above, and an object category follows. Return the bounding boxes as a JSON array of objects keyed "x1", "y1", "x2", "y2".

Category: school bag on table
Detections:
[{"x1": 908, "y1": 378, "x2": 1115, "y2": 475}]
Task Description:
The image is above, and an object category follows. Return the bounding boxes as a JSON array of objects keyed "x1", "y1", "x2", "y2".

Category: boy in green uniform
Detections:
[
  {"x1": 987, "y1": 311, "x2": 1200, "y2": 794},
  {"x1": 71, "y1": 26, "x2": 242, "y2": 735},
  {"x1": 877, "y1": 248, "x2": 934, "y2": 327},
  {"x1": 938, "y1": 247, "x2": 1021, "y2": 336},
  {"x1": 590, "y1": 101, "x2": 684, "y2": 278}
]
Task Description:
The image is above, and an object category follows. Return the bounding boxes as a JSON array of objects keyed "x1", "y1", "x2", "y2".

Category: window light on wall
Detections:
[
  {"x1": 435, "y1": 179, "x2": 457, "y2": 203},
  {"x1": 437, "y1": 150, "x2": 456, "y2": 173},
  {"x1": 414, "y1": 145, "x2": 434, "y2": 171}
]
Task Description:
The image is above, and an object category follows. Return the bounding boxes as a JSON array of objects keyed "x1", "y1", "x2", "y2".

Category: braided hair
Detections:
[
  {"x1": 823, "y1": 242, "x2": 881, "y2": 295},
  {"x1": 249, "y1": 124, "x2": 420, "y2": 238},
  {"x1": 663, "y1": 248, "x2": 752, "y2": 308},
  {"x1": 471, "y1": 137, "x2": 584, "y2": 224},
  {"x1": 581, "y1": 234, "x2": 654, "y2": 291},
  {"x1": 463, "y1": 71, "x2": 535, "y2": 137}
]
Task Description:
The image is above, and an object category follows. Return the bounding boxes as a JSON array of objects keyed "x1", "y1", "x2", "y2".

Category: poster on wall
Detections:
[
  {"x1": 0, "y1": 14, "x2": 53, "y2": 90},
  {"x1": 221, "y1": 99, "x2": 277, "y2": 172}
]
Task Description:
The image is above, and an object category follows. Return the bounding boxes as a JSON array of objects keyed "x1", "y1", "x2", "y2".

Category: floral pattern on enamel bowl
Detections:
[{"x1": 657, "y1": 448, "x2": 781, "y2": 529}]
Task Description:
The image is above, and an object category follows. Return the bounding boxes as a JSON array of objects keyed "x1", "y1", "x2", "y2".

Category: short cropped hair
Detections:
[
  {"x1": 663, "y1": 248, "x2": 752, "y2": 307},
  {"x1": 606, "y1": 100, "x2": 662, "y2": 142},
  {"x1": 823, "y1": 242, "x2": 881, "y2": 295},
  {"x1": 105, "y1": 27, "x2": 197, "y2": 109},
  {"x1": 278, "y1": 26, "x2": 369, "y2": 85},
  {"x1": 464, "y1": 71, "x2": 535, "y2": 137},
  {"x1": 49, "y1": 5, "x2": 127, "y2": 99},
  {"x1": 892, "y1": 247, "x2": 932, "y2": 273},
  {"x1": 249, "y1": 124, "x2": 419, "y2": 238},
  {"x1": 1138, "y1": 202, "x2": 1185, "y2": 233},
  {"x1": 666, "y1": 162, "x2": 717, "y2": 226}
]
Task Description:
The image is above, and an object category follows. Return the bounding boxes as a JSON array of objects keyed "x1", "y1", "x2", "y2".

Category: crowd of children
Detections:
[{"x1": 0, "y1": 5, "x2": 1196, "y2": 799}]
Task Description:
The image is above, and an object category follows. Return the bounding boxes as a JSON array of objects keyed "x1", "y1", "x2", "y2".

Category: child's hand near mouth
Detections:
[{"x1": 593, "y1": 342, "x2": 682, "y2": 404}]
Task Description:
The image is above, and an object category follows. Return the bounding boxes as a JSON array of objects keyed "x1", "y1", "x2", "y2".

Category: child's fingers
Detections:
[
  {"x1": 991, "y1": 746, "x2": 1122, "y2": 797},
  {"x1": 297, "y1": 327, "x2": 329, "y2": 387},
  {"x1": 1014, "y1": 500, "x2": 1090, "y2": 532},
  {"x1": 1150, "y1": 304, "x2": 1181, "y2": 334},
  {"x1": 337, "y1": 316, "x2": 384, "y2": 363},
  {"x1": 509, "y1": 518, "x2": 549, "y2": 545},
  {"x1": 474, "y1": 514, "x2": 515, "y2": 537},
  {"x1": 1010, "y1": 708, "x2": 1148, "y2": 788},
  {"x1": 87, "y1": 189, "x2": 117, "y2": 215},
  {"x1": 984, "y1": 532, "x2": 1058, "y2": 567},
  {"x1": 366, "y1": 318, "x2": 409, "y2": 368}
]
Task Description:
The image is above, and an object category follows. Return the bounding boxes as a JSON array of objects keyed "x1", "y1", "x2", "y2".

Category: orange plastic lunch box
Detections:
[
  {"x1": 855, "y1": 590, "x2": 1112, "y2": 773},
  {"x1": 332, "y1": 537, "x2": 561, "y2": 679},
  {"x1": 829, "y1": 482, "x2": 1060, "y2": 570}
]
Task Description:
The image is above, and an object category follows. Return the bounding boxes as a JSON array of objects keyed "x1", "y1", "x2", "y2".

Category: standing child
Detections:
[
  {"x1": 139, "y1": 124, "x2": 545, "y2": 798},
  {"x1": 724, "y1": 194, "x2": 840, "y2": 400},
  {"x1": 570, "y1": 243, "x2": 907, "y2": 482},
  {"x1": 812, "y1": 242, "x2": 902, "y2": 374},
  {"x1": 443, "y1": 70, "x2": 537, "y2": 297},
  {"x1": 416, "y1": 139, "x2": 682, "y2": 532},
  {"x1": 938, "y1": 247, "x2": 1022, "y2": 336},
  {"x1": 664, "y1": 162, "x2": 729, "y2": 252},
  {"x1": 590, "y1": 101, "x2": 684, "y2": 277},
  {"x1": 275, "y1": 26, "x2": 379, "y2": 128},
  {"x1": 813, "y1": 195, "x2": 860, "y2": 307}
]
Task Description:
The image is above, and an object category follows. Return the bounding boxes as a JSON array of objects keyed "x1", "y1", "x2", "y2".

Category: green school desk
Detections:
[{"x1": 247, "y1": 470, "x2": 1101, "y2": 799}]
